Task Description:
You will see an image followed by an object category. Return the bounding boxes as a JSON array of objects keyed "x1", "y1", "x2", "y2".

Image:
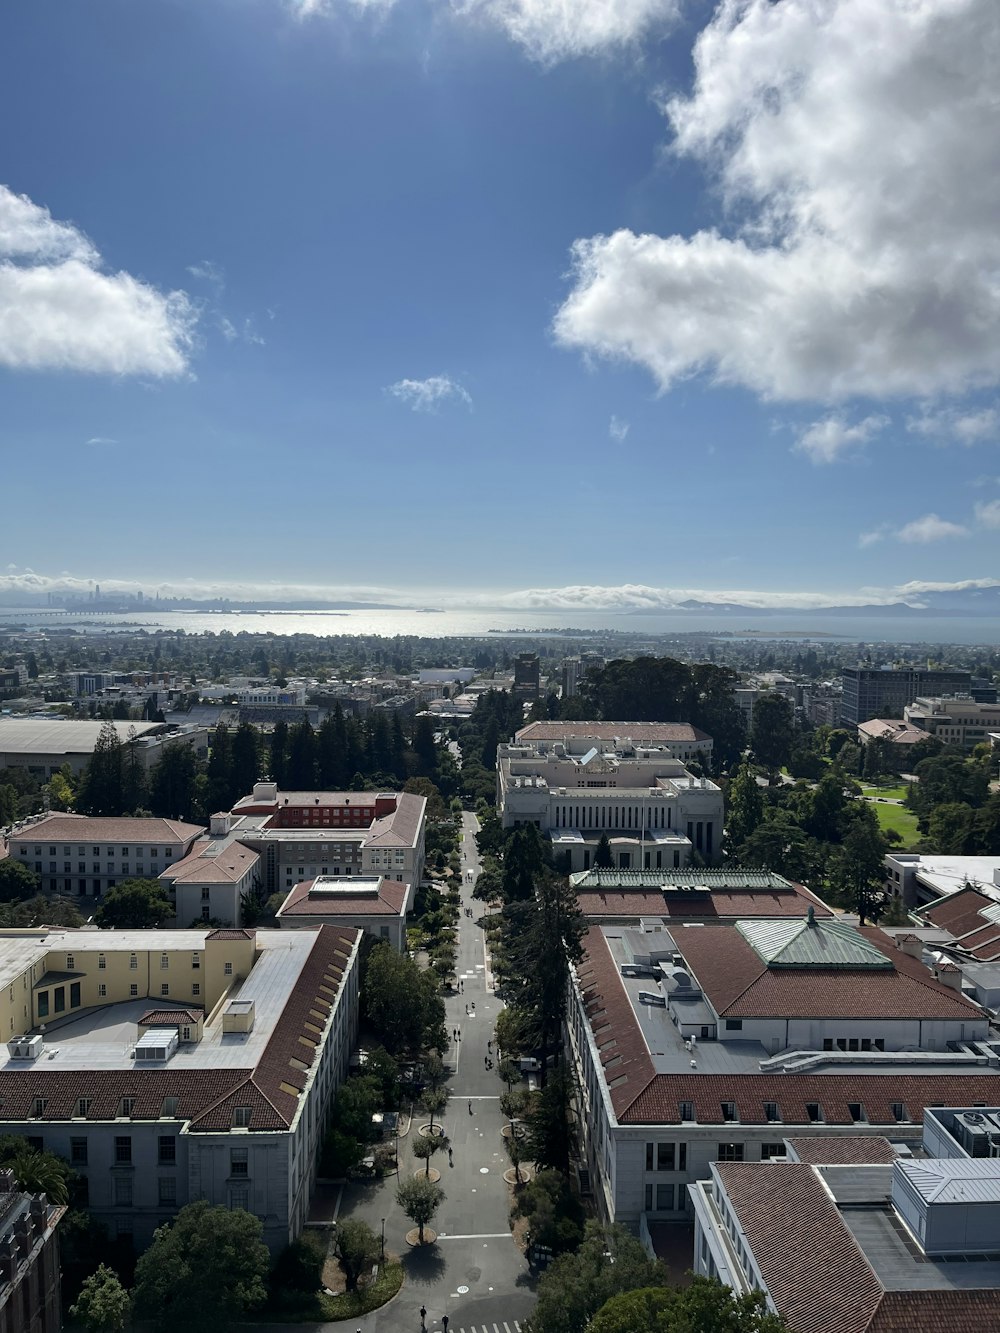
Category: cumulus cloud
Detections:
[
  {"x1": 0, "y1": 185, "x2": 195, "y2": 376},
  {"x1": 795, "y1": 413, "x2": 888, "y2": 464},
  {"x1": 555, "y1": 0, "x2": 1000, "y2": 403},
  {"x1": 454, "y1": 0, "x2": 679, "y2": 63},
  {"x1": 386, "y1": 374, "x2": 472, "y2": 412},
  {"x1": 609, "y1": 415, "x2": 630, "y2": 442},
  {"x1": 974, "y1": 499, "x2": 1000, "y2": 530},
  {"x1": 896, "y1": 514, "x2": 969, "y2": 544},
  {"x1": 907, "y1": 404, "x2": 999, "y2": 444}
]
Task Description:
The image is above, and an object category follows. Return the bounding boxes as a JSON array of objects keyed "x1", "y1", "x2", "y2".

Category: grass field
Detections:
[
  {"x1": 870, "y1": 800, "x2": 921, "y2": 847},
  {"x1": 860, "y1": 783, "x2": 911, "y2": 801}
]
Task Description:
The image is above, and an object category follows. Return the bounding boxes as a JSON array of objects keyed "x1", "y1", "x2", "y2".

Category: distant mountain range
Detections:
[{"x1": 674, "y1": 585, "x2": 1000, "y2": 617}]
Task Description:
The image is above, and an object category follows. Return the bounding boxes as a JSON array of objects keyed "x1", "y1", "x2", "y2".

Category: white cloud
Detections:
[
  {"x1": 907, "y1": 405, "x2": 999, "y2": 444},
  {"x1": 555, "y1": 0, "x2": 1000, "y2": 403},
  {"x1": 896, "y1": 513, "x2": 970, "y2": 544},
  {"x1": 292, "y1": 0, "x2": 394, "y2": 15},
  {"x1": 795, "y1": 413, "x2": 888, "y2": 464},
  {"x1": 0, "y1": 185, "x2": 194, "y2": 376},
  {"x1": 609, "y1": 415, "x2": 630, "y2": 442},
  {"x1": 974, "y1": 499, "x2": 1000, "y2": 529},
  {"x1": 387, "y1": 374, "x2": 472, "y2": 412},
  {"x1": 85, "y1": 437, "x2": 118, "y2": 447},
  {"x1": 858, "y1": 527, "x2": 887, "y2": 549},
  {"x1": 186, "y1": 259, "x2": 224, "y2": 288},
  {"x1": 454, "y1": 0, "x2": 679, "y2": 63}
]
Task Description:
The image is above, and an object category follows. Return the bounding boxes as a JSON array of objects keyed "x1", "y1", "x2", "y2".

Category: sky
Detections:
[{"x1": 1, "y1": 0, "x2": 999, "y2": 611}]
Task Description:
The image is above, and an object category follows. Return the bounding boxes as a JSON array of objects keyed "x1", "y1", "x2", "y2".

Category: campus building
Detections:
[
  {"x1": 904, "y1": 695, "x2": 1000, "y2": 750},
  {"x1": 0, "y1": 1168, "x2": 65, "y2": 1333},
  {"x1": 276, "y1": 875, "x2": 412, "y2": 950},
  {"x1": 840, "y1": 667, "x2": 971, "y2": 727},
  {"x1": 498, "y1": 724, "x2": 722, "y2": 872},
  {"x1": 228, "y1": 783, "x2": 426, "y2": 897},
  {"x1": 0, "y1": 924, "x2": 361, "y2": 1254},
  {"x1": 691, "y1": 1114, "x2": 1000, "y2": 1333},
  {"x1": 567, "y1": 910, "x2": 999, "y2": 1242},
  {"x1": 0, "y1": 719, "x2": 209, "y2": 780}
]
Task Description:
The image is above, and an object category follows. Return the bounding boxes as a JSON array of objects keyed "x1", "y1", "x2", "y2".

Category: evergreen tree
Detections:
[
  {"x1": 78, "y1": 721, "x2": 124, "y2": 816},
  {"x1": 726, "y1": 758, "x2": 764, "y2": 849},
  {"x1": 594, "y1": 832, "x2": 614, "y2": 869},
  {"x1": 287, "y1": 718, "x2": 316, "y2": 788},
  {"x1": 269, "y1": 721, "x2": 289, "y2": 787},
  {"x1": 205, "y1": 722, "x2": 234, "y2": 813},
  {"x1": 230, "y1": 722, "x2": 260, "y2": 797},
  {"x1": 749, "y1": 693, "x2": 796, "y2": 773}
]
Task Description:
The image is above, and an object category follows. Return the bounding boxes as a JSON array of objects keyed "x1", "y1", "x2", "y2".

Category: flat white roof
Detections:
[{"x1": 0, "y1": 719, "x2": 162, "y2": 755}]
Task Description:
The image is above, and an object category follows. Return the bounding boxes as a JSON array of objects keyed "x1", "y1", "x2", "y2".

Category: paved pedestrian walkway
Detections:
[{"x1": 298, "y1": 811, "x2": 535, "y2": 1333}]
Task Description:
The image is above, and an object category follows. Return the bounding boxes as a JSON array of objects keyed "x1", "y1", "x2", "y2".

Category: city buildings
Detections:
[
  {"x1": 512, "y1": 653, "x2": 540, "y2": 705},
  {"x1": 0, "y1": 1169, "x2": 65, "y2": 1333},
  {"x1": 497, "y1": 724, "x2": 721, "y2": 872},
  {"x1": 567, "y1": 909, "x2": 999, "y2": 1238},
  {"x1": 0, "y1": 924, "x2": 361, "y2": 1253},
  {"x1": 840, "y1": 667, "x2": 972, "y2": 727},
  {"x1": 884, "y1": 852, "x2": 1000, "y2": 908},
  {"x1": 855, "y1": 718, "x2": 930, "y2": 752},
  {"x1": 159, "y1": 816, "x2": 262, "y2": 927},
  {"x1": 903, "y1": 695, "x2": 1000, "y2": 750}
]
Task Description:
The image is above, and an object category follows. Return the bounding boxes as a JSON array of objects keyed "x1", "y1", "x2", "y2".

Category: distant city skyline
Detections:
[{"x1": 1, "y1": 1, "x2": 997, "y2": 595}]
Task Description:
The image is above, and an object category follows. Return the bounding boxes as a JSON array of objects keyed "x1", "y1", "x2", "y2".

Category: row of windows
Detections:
[
  {"x1": 672, "y1": 1099, "x2": 912, "y2": 1124},
  {"x1": 23, "y1": 845, "x2": 174, "y2": 859},
  {"x1": 645, "y1": 1142, "x2": 688, "y2": 1172}
]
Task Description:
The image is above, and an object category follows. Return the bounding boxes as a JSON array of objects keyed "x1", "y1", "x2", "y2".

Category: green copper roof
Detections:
[{"x1": 736, "y1": 911, "x2": 894, "y2": 970}]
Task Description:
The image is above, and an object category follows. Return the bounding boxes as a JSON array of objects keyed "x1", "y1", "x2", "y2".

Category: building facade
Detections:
[
  {"x1": 498, "y1": 724, "x2": 722, "y2": 872},
  {"x1": 0, "y1": 924, "x2": 361, "y2": 1254},
  {"x1": 0, "y1": 1170, "x2": 64, "y2": 1333},
  {"x1": 904, "y1": 695, "x2": 1000, "y2": 750},
  {"x1": 276, "y1": 874, "x2": 412, "y2": 949},
  {"x1": 840, "y1": 667, "x2": 972, "y2": 727}
]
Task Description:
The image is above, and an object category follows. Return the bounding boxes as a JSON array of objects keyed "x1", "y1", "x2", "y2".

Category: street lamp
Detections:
[{"x1": 380, "y1": 1217, "x2": 385, "y2": 1263}]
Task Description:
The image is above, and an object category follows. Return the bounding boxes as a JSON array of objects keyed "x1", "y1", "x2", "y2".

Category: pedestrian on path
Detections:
[
  {"x1": 468, "y1": 1100, "x2": 473, "y2": 1115},
  {"x1": 448, "y1": 1147, "x2": 453, "y2": 1166},
  {"x1": 484, "y1": 1055, "x2": 489, "y2": 1069}
]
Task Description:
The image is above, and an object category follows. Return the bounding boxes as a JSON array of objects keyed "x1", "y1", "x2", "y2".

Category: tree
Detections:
[
  {"x1": 363, "y1": 942, "x2": 446, "y2": 1055},
  {"x1": 413, "y1": 1131, "x2": 449, "y2": 1177},
  {"x1": 231, "y1": 722, "x2": 260, "y2": 797},
  {"x1": 525, "y1": 1069, "x2": 575, "y2": 1175},
  {"x1": 132, "y1": 1200, "x2": 269, "y2": 1333},
  {"x1": 594, "y1": 832, "x2": 614, "y2": 869},
  {"x1": 829, "y1": 816, "x2": 888, "y2": 925},
  {"x1": 396, "y1": 1175, "x2": 444, "y2": 1243},
  {"x1": 725, "y1": 758, "x2": 763, "y2": 849},
  {"x1": 69, "y1": 1265, "x2": 130, "y2": 1333},
  {"x1": 3, "y1": 1145, "x2": 71, "y2": 1204},
  {"x1": 270, "y1": 1232, "x2": 326, "y2": 1293},
  {"x1": 149, "y1": 742, "x2": 204, "y2": 822},
  {"x1": 419, "y1": 1085, "x2": 449, "y2": 1134},
  {"x1": 525, "y1": 1221, "x2": 666, "y2": 1333},
  {"x1": 749, "y1": 694, "x2": 796, "y2": 774},
  {"x1": 513, "y1": 1170, "x2": 585, "y2": 1255},
  {"x1": 78, "y1": 721, "x2": 123, "y2": 816},
  {"x1": 0, "y1": 858, "x2": 39, "y2": 903},
  {"x1": 334, "y1": 1219, "x2": 381, "y2": 1291},
  {"x1": 587, "y1": 1278, "x2": 787, "y2": 1333},
  {"x1": 96, "y1": 878, "x2": 174, "y2": 929}
]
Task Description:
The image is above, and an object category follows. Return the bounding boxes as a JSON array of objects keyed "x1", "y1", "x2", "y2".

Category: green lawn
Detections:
[
  {"x1": 870, "y1": 800, "x2": 921, "y2": 847},
  {"x1": 860, "y1": 782, "x2": 911, "y2": 800}
]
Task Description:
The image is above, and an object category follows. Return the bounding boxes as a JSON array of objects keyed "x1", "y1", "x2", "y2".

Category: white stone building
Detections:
[{"x1": 904, "y1": 695, "x2": 1000, "y2": 750}]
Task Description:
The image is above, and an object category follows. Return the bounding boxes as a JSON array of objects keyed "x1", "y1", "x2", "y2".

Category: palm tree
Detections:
[{"x1": 8, "y1": 1149, "x2": 69, "y2": 1204}]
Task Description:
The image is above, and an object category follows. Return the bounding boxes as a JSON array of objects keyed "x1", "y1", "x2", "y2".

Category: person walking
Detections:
[{"x1": 468, "y1": 1100, "x2": 473, "y2": 1115}]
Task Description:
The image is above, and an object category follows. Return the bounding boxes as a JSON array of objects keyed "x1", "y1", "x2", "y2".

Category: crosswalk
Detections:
[{"x1": 443, "y1": 1323, "x2": 521, "y2": 1333}]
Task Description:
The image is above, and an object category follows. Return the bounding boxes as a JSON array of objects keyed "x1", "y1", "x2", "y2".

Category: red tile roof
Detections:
[
  {"x1": 161, "y1": 840, "x2": 259, "y2": 884},
  {"x1": 922, "y1": 888, "x2": 1000, "y2": 961},
  {"x1": 672, "y1": 922, "x2": 978, "y2": 1020},
  {"x1": 577, "y1": 885, "x2": 833, "y2": 921},
  {"x1": 786, "y1": 1136, "x2": 899, "y2": 1164},
  {"x1": 17, "y1": 815, "x2": 204, "y2": 844},
  {"x1": 205, "y1": 928, "x2": 256, "y2": 941},
  {"x1": 716, "y1": 1162, "x2": 882, "y2": 1333},
  {"x1": 279, "y1": 878, "x2": 409, "y2": 916},
  {"x1": 138, "y1": 1009, "x2": 202, "y2": 1027},
  {"x1": 0, "y1": 926, "x2": 360, "y2": 1134},
  {"x1": 868, "y1": 1291, "x2": 1000, "y2": 1332}
]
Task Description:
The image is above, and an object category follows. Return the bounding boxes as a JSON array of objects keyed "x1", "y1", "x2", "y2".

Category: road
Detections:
[{"x1": 265, "y1": 811, "x2": 536, "y2": 1333}]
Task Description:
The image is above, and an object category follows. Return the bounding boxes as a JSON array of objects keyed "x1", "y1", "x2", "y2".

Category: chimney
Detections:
[
  {"x1": 209, "y1": 812, "x2": 231, "y2": 837},
  {"x1": 806, "y1": 905, "x2": 817, "y2": 927},
  {"x1": 934, "y1": 962, "x2": 964, "y2": 992},
  {"x1": 896, "y1": 933, "x2": 923, "y2": 959}
]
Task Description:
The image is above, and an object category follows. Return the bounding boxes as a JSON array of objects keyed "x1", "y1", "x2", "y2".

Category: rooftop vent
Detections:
[
  {"x1": 6, "y1": 1035, "x2": 44, "y2": 1061},
  {"x1": 223, "y1": 999, "x2": 256, "y2": 1034}
]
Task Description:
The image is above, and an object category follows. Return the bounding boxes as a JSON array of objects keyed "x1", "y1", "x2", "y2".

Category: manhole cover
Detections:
[
  {"x1": 457, "y1": 1285, "x2": 470, "y2": 1294},
  {"x1": 480, "y1": 1167, "x2": 489, "y2": 1174}
]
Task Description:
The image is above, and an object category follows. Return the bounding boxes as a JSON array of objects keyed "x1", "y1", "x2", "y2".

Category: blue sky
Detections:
[{"x1": 1, "y1": 0, "x2": 998, "y2": 610}]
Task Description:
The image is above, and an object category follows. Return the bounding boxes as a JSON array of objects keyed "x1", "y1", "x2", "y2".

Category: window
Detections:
[
  {"x1": 54, "y1": 986, "x2": 65, "y2": 1013},
  {"x1": 229, "y1": 1185, "x2": 249, "y2": 1211},
  {"x1": 192, "y1": 983, "x2": 201, "y2": 996},
  {"x1": 158, "y1": 1177, "x2": 177, "y2": 1206},
  {"x1": 30, "y1": 1098, "x2": 46, "y2": 1118},
  {"x1": 114, "y1": 1176, "x2": 133, "y2": 1207},
  {"x1": 891, "y1": 1102, "x2": 908, "y2": 1123},
  {"x1": 114, "y1": 1136, "x2": 132, "y2": 1164},
  {"x1": 233, "y1": 1106, "x2": 251, "y2": 1128},
  {"x1": 645, "y1": 1143, "x2": 654, "y2": 1171},
  {"x1": 158, "y1": 1136, "x2": 177, "y2": 1164},
  {"x1": 806, "y1": 1103, "x2": 823, "y2": 1123},
  {"x1": 201, "y1": 906, "x2": 211, "y2": 921},
  {"x1": 224, "y1": 962, "x2": 233, "y2": 976},
  {"x1": 120, "y1": 1097, "x2": 135, "y2": 1117},
  {"x1": 37, "y1": 991, "x2": 49, "y2": 1018},
  {"x1": 66, "y1": 954, "x2": 75, "y2": 970},
  {"x1": 70, "y1": 1137, "x2": 88, "y2": 1165},
  {"x1": 160, "y1": 954, "x2": 169, "y2": 969},
  {"x1": 679, "y1": 1101, "x2": 695, "y2": 1122},
  {"x1": 161, "y1": 983, "x2": 170, "y2": 997},
  {"x1": 70, "y1": 982, "x2": 81, "y2": 1008},
  {"x1": 822, "y1": 1038, "x2": 833, "y2": 1051},
  {"x1": 644, "y1": 1184, "x2": 653, "y2": 1211},
  {"x1": 721, "y1": 1102, "x2": 738, "y2": 1123},
  {"x1": 201, "y1": 887, "x2": 210, "y2": 902},
  {"x1": 764, "y1": 1102, "x2": 780, "y2": 1123},
  {"x1": 718, "y1": 1143, "x2": 744, "y2": 1162},
  {"x1": 724, "y1": 1019, "x2": 743, "y2": 1031},
  {"x1": 657, "y1": 1143, "x2": 675, "y2": 1171},
  {"x1": 656, "y1": 1184, "x2": 675, "y2": 1211},
  {"x1": 129, "y1": 984, "x2": 138, "y2": 998},
  {"x1": 98, "y1": 955, "x2": 106, "y2": 970},
  {"x1": 679, "y1": 1143, "x2": 687, "y2": 1171},
  {"x1": 192, "y1": 953, "x2": 200, "y2": 970},
  {"x1": 848, "y1": 1102, "x2": 866, "y2": 1123},
  {"x1": 76, "y1": 1098, "x2": 91, "y2": 1118},
  {"x1": 121, "y1": 848, "x2": 129, "y2": 857},
  {"x1": 230, "y1": 1147, "x2": 249, "y2": 1177},
  {"x1": 129, "y1": 954, "x2": 138, "y2": 970},
  {"x1": 98, "y1": 984, "x2": 107, "y2": 998},
  {"x1": 760, "y1": 1143, "x2": 785, "y2": 1160}
]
